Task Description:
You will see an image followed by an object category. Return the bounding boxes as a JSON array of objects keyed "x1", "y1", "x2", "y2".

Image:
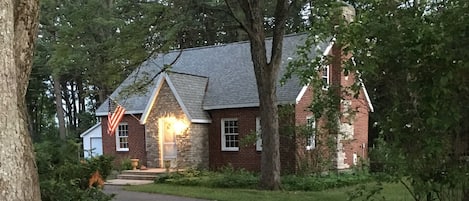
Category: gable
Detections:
[
  {"x1": 80, "y1": 123, "x2": 101, "y2": 138},
  {"x1": 140, "y1": 72, "x2": 210, "y2": 124}
]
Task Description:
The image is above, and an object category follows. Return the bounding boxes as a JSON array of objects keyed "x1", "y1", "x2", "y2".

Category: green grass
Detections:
[{"x1": 124, "y1": 182, "x2": 414, "y2": 201}]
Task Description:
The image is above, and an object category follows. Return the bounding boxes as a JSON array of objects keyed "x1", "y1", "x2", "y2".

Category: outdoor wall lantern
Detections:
[{"x1": 173, "y1": 120, "x2": 188, "y2": 135}]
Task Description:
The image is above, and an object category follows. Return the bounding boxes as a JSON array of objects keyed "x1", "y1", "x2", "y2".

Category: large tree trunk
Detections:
[
  {"x1": 226, "y1": 0, "x2": 289, "y2": 190},
  {"x1": 0, "y1": 0, "x2": 41, "y2": 200}
]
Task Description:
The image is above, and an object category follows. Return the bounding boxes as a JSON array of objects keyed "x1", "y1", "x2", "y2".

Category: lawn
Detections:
[{"x1": 125, "y1": 182, "x2": 414, "y2": 201}]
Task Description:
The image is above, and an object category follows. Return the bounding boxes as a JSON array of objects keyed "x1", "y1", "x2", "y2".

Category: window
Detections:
[
  {"x1": 256, "y1": 117, "x2": 262, "y2": 151},
  {"x1": 322, "y1": 65, "x2": 330, "y2": 90},
  {"x1": 221, "y1": 118, "x2": 239, "y2": 151},
  {"x1": 116, "y1": 123, "x2": 129, "y2": 151},
  {"x1": 306, "y1": 117, "x2": 316, "y2": 150}
]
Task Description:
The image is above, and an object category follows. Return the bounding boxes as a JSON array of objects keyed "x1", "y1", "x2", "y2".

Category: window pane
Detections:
[
  {"x1": 222, "y1": 119, "x2": 239, "y2": 149},
  {"x1": 117, "y1": 124, "x2": 129, "y2": 150}
]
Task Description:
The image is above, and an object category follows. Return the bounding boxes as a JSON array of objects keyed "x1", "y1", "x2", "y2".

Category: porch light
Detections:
[{"x1": 173, "y1": 120, "x2": 188, "y2": 134}]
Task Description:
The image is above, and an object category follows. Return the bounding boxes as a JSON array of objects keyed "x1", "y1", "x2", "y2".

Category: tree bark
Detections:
[
  {"x1": 226, "y1": 0, "x2": 290, "y2": 190},
  {"x1": 53, "y1": 76, "x2": 66, "y2": 139},
  {"x1": 0, "y1": 0, "x2": 41, "y2": 200}
]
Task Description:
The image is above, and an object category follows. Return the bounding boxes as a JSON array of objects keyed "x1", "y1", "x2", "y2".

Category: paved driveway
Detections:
[{"x1": 104, "y1": 185, "x2": 208, "y2": 201}]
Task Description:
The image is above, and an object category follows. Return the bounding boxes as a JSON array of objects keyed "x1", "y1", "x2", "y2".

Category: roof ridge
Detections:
[
  {"x1": 167, "y1": 70, "x2": 208, "y2": 79},
  {"x1": 150, "y1": 32, "x2": 305, "y2": 56}
]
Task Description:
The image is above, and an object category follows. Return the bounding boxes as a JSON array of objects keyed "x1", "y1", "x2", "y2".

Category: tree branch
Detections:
[
  {"x1": 224, "y1": 0, "x2": 252, "y2": 37},
  {"x1": 270, "y1": 0, "x2": 290, "y2": 66}
]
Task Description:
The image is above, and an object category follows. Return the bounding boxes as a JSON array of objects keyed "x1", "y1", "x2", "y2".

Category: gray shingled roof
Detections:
[
  {"x1": 166, "y1": 72, "x2": 210, "y2": 121},
  {"x1": 96, "y1": 34, "x2": 327, "y2": 119}
]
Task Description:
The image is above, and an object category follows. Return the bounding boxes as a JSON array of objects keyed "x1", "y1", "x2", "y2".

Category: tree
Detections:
[
  {"x1": 33, "y1": 0, "x2": 173, "y2": 139},
  {"x1": 289, "y1": 0, "x2": 469, "y2": 200},
  {"x1": 225, "y1": 0, "x2": 292, "y2": 190},
  {"x1": 0, "y1": 0, "x2": 41, "y2": 200}
]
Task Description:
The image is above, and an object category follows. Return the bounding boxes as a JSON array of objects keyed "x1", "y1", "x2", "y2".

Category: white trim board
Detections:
[{"x1": 80, "y1": 123, "x2": 101, "y2": 138}]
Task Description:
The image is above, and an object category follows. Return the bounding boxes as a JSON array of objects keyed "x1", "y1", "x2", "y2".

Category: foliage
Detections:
[
  {"x1": 285, "y1": 0, "x2": 469, "y2": 200},
  {"x1": 154, "y1": 167, "x2": 372, "y2": 191},
  {"x1": 295, "y1": 121, "x2": 338, "y2": 175},
  {"x1": 282, "y1": 172, "x2": 372, "y2": 191},
  {"x1": 126, "y1": 181, "x2": 414, "y2": 201},
  {"x1": 155, "y1": 167, "x2": 258, "y2": 189},
  {"x1": 283, "y1": 1, "x2": 357, "y2": 175},
  {"x1": 35, "y1": 139, "x2": 114, "y2": 201},
  {"x1": 118, "y1": 158, "x2": 133, "y2": 172},
  {"x1": 209, "y1": 166, "x2": 259, "y2": 188}
]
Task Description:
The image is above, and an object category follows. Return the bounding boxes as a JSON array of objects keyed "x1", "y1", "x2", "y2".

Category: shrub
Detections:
[
  {"x1": 35, "y1": 139, "x2": 114, "y2": 201},
  {"x1": 208, "y1": 166, "x2": 258, "y2": 188},
  {"x1": 282, "y1": 172, "x2": 372, "y2": 191},
  {"x1": 153, "y1": 166, "x2": 371, "y2": 191},
  {"x1": 154, "y1": 169, "x2": 208, "y2": 186},
  {"x1": 154, "y1": 167, "x2": 258, "y2": 189},
  {"x1": 118, "y1": 158, "x2": 133, "y2": 171},
  {"x1": 86, "y1": 155, "x2": 114, "y2": 179}
]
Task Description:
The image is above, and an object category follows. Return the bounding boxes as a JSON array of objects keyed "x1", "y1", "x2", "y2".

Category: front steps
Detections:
[
  {"x1": 117, "y1": 168, "x2": 169, "y2": 180},
  {"x1": 106, "y1": 168, "x2": 171, "y2": 186}
]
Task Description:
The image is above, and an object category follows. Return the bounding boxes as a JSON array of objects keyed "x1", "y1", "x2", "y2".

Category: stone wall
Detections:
[
  {"x1": 145, "y1": 80, "x2": 209, "y2": 169},
  {"x1": 188, "y1": 124, "x2": 209, "y2": 169}
]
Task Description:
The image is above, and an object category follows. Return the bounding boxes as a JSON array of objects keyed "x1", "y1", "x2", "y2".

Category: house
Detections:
[{"x1": 83, "y1": 33, "x2": 373, "y2": 173}]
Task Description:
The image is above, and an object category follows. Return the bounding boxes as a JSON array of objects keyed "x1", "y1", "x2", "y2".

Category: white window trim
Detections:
[
  {"x1": 115, "y1": 123, "x2": 129, "y2": 152},
  {"x1": 255, "y1": 117, "x2": 262, "y2": 151},
  {"x1": 322, "y1": 65, "x2": 330, "y2": 90},
  {"x1": 221, "y1": 118, "x2": 239, "y2": 151},
  {"x1": 306, "y1": 116, "x2": 316, "y2": 150}
]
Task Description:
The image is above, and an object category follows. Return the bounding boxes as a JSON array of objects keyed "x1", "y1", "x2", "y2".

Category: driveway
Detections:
[{"x1": 104, "y1": 185, "x2": 208, "y2": 201}]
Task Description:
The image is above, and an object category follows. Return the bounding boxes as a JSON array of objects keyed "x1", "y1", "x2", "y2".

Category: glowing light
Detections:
[
  {"x1": 173, "y1": 120, "x2": 188, "y2": 134},
  {"x1": 159, "y1": 115, "x2": 189, "y2": 135}
]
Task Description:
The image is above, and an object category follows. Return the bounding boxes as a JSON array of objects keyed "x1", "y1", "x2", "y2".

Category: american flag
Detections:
[{"x1": 107, "y1": 102, "x2": 126, "y2": 136}]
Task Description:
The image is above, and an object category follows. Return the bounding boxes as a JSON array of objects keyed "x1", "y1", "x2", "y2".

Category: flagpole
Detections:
[{"x1": 107, "y1": 96, "x2": 141, "y2": 122}]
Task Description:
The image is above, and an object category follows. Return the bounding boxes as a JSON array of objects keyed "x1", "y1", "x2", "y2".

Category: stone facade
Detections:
[{"x1": 145, "y1": 81, "x2": 209, "y2": 169}]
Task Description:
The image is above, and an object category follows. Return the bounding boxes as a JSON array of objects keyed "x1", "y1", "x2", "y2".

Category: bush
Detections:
[
  {"x1": 154, "y1": 169, "x2": 208, "y2": 186},
  {"x1": 208, "y1": 166, "x2": 258, "y2": 188},
  {"x1": 155, "y1": 167, "x2": 258, "y2": 189},
  {"x1": 153, "y1": 166, "x2": 371, "y2": 191},
  {"x1": 282, "y1": 172, "x2": 372, "y2": 191},
  {"x1": 35, "y1": 139, "x2": 114, "y2": 201},
  {"x1": 118, "y1": 158, "x2": 133, "y2": 171}
]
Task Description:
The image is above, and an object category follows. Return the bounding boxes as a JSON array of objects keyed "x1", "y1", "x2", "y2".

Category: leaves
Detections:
[{"x1": 287, "y1": 0, "x2": 469, "y2": 200}]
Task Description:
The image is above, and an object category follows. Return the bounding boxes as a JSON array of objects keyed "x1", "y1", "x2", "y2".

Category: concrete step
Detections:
[
  {"x1": 105, "y1": 179, "x2": 153, "y2": 186},
  {"x1": 114, "y1": 168, "x2": 180, "y2": 181},
  {"x1": 120, "y1": 170, "x2": 167, "y2": 176},
  {"x1": 117, "y1": 174, "x2": 158, "y2": 180}
]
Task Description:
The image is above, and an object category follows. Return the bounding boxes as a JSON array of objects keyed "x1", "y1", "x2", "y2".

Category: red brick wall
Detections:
[
  {"x1": 295, "y1": 86, "x2": 314, "y2": 125},
  {"x1": 293, "y1": 43, "x2": 370, "y2": 170},
  {"x1": 101, "y1": 114, "x2": 147, "y2": 166},
  {"x1": 295, "y1": 85, "x2": 334, "y2": 172},
  {"x1": 208, "y1": 107, "x2": 297, "y2": 173},
  {"x1": 342, "y1": 92, "x2": 369, "y2": 166},
  {"x1": 209, "y1": 108, "x2": 261, "y2": 171},
  {"x1": 333, "y1": 43, "x2": 369, "y2": 167}
]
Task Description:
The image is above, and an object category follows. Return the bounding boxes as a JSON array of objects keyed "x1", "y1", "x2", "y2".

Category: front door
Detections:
[
  {"x1": 90, "y1": 137, "x2": 103, "y2": 157},
  {"x1": 161, "y1": 120, "x2": 177, "y2": 161}
]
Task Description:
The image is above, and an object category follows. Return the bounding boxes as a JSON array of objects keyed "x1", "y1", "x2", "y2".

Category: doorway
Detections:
[{"x1": 160, "y1": 119, "x2": 177, "y2": 167}]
